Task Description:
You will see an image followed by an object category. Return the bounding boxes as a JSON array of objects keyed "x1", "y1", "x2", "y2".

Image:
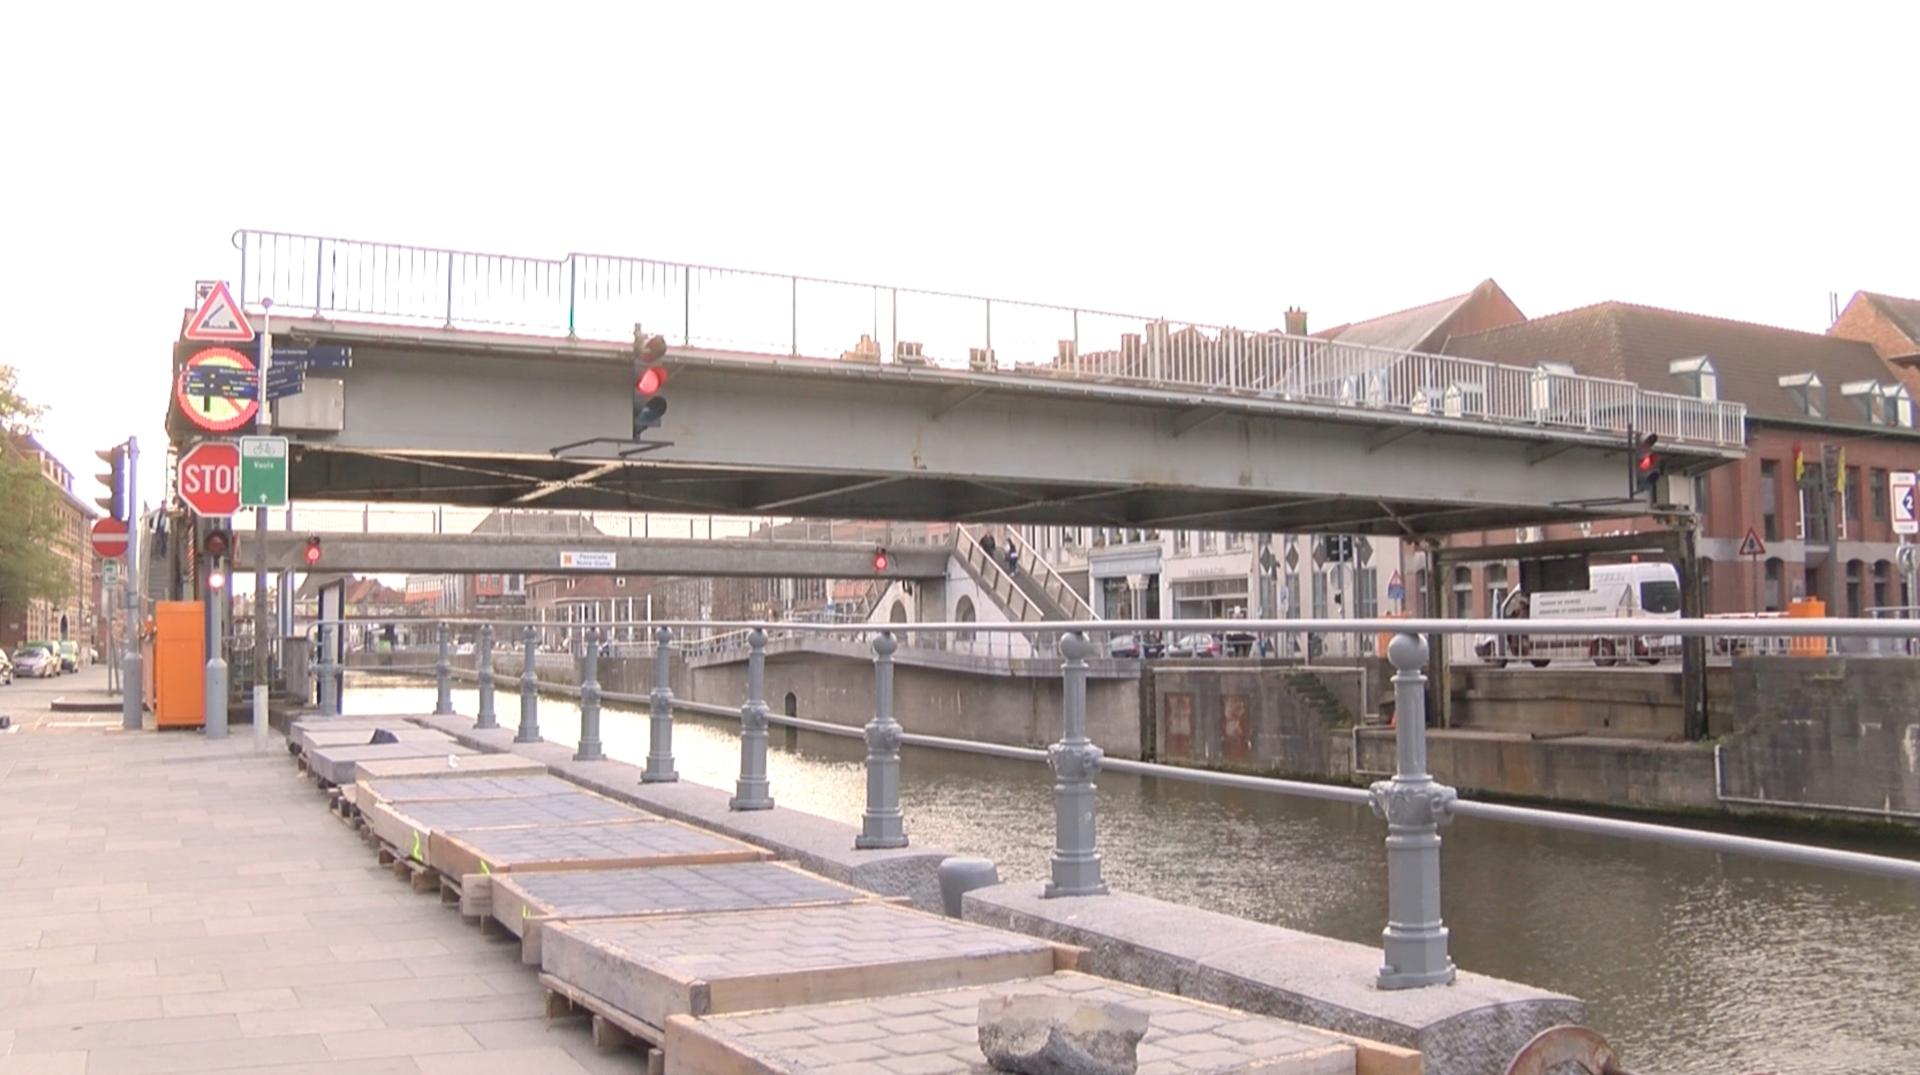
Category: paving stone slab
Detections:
[
  {"x1": 539, "y1": 902, "x2": 1070, "y2": 1039},
  {"x1": 301, "y1": 728, "x2": 454, "y2": 753},
  {"x1": 491, "y1": 861, "x2": 873, "y2": 963},
  {"x1": 290, "y1": 718, "x2": 430, "y2": 754},
  {"x1": 360, "y1": 774, "x2": 577, "y2": 805},
  {"x1": 664, "y1": 970, "x2": 1383, "y2": 1075},
  {"x1": 436, "y1": 820, "x2": 768, "y2": 896},
  {"x1": 305, "y1": 742, "x2": 477, "y2": 785},
  {"x1": 363, "y1": 792, "x2": 647, "y2": 860},
  {"x1": 351, "y1": 755, "x2": 549, "y2": 784}
]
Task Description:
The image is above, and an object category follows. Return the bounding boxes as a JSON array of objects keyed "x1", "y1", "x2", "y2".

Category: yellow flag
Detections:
[{"x1": 1836, "y1": 447, "x2": 1847, "y2": 494}]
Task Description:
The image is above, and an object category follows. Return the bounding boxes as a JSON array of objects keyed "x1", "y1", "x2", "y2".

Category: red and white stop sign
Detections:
[
  {"x1": 90, "y1": 517, "x2": 129, "y2": 558},
  {"x1": 179, "y1": 440, "x2": 241, "y2": 516}
]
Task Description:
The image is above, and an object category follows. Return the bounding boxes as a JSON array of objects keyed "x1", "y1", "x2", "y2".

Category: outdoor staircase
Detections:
[
  {"x1": 953, "y1": 525, "x2": 1098, "y2": 623},
  {"x1": 1284, "y1": 670, "x2": 1355, "y2": 726}
]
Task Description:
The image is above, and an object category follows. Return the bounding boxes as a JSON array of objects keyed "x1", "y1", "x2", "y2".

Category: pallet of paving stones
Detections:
[
  {"x1": 356, "y1": 773, "x2": 578, "y2": 807},
  {"x1": 536, "y1": 902, "x2": 1078, "y2": 1048},
  {"x1": 489, "y1": 860, "x2": 883, "y2": 963},
  {"x1": 287, "y1": 715, "x2": 432, "y2": 755},
  {"x1": 359, "y1": 788, "x2": 646, "y2": 856},
  {"x1": 660, "y1": 969, "x2": 1420, "y2": 1075},
  {"x1": 301, "y1": 739, "x2": 479, "y2": 786}
]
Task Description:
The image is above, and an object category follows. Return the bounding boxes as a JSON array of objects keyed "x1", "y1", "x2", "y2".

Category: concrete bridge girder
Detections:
[
  {"x1": 231, "y1": 531, "x2": 951, "y2": 578},
  {"x1": 256, "y1": 318, "x2": 1742, "y2": 536}
]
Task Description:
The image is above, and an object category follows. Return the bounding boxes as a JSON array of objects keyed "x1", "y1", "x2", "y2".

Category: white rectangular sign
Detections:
[
  {"x1": 559, "y1": 550, "x2": 616, "y2": 570},
  {"x1": 1893, "y1": 471, "x2": 1917, "y2": 535}
]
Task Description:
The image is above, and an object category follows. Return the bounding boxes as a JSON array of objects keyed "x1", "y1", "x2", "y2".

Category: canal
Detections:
[{"x1": 347, "y1": 682, "x2": 1920, "y2": 1075}]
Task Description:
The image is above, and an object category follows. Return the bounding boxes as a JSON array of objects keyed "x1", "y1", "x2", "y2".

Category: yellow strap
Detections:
[
  {"x1": 480, "y1": 860, "x2": 492, "y2": 876},
  {"x1": 410, "y1": 830, "x2": 424, "y2": 863}
]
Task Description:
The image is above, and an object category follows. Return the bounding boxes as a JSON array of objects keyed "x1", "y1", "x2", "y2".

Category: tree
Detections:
[{"x1": 0, "y1": 365, "x2": 71, "y2": 615}]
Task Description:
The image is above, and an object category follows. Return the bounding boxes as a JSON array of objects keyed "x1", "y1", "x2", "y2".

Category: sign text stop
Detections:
[{"x1": 180, "y1": 440, "x2": 241, "y2": 516}]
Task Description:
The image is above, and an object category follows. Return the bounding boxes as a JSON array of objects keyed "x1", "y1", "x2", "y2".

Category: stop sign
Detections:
[
  {"x1": 90, "y1": 517, "x2": 128, "y2": 558},
  {"x1": 179, "y1": 440, "x2": 241, "y2": 516}
]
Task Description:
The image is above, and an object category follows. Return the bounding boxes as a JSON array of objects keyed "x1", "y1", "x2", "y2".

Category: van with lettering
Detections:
[{"x1": 1476, "y1": 562, "x2": 1682, "y2": 667}]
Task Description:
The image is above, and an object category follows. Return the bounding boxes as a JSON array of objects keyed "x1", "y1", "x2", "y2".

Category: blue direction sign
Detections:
[
  {"x1": 181, "y1": 365, "x2": 258, "y2": 400},
  {"x1": 264, "y1": 364, "x2": 306, "y2": 402},
  {"x1": 273, "y1": 345, "x2": 352, "y2": 371}
]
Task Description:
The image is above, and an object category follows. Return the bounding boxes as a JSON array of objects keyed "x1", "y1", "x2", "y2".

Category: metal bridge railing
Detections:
[
  {"x1": 297, "y1": 613, "x2": 1920, "y2": 997},
  {"x1": 233, "y1": 229, "x2": 1747, "y2": 448}
]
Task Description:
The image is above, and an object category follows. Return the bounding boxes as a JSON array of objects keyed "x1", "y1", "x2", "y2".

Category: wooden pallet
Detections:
[{"x1": 539, "y1": 972, "x2": 666, "y2": 1075}]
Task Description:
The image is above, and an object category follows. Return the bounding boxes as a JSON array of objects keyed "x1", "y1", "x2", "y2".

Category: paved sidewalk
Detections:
[{"x1": 0, "y1": 668, "x2": 635, "y2": 1074}]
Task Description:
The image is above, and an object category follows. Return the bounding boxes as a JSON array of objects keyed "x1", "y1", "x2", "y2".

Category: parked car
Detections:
[
  {"x1": 1167, "y1": 633, "x2": 1223, "y2": 658},
  {"x1": 13, "y1": 644, "x2": 59, "y2": 678},
  {"x1": 58, "y1": 640, "x2": 78, "y2": 673},
  {"x1": 1105, "y1": 634, "x2": 1165, "y2": 659},
  {"x1": 0, "y1": 649, "x2": 13, "y2": 685}
]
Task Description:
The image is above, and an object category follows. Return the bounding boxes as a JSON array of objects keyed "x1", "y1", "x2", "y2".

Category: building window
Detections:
[
  {"x1": 1698, "y1": 558, "x2": 1713, "y2": 613},
  {"x1": 1282, "y1": 572, "x2": 1299, "y2": 617},
  {"x1": 1846, "y1": 559, "x2": 1864, "y2": 617},
  {"x1": 1847, "y1": 467, "x2": 1863, "y2": 522},
  {"x1": 1871, "y1": 468, "x2": 1889, "y2": 523},
  {"x1": 1669, "y1": 355, "x2": 1718, "y2": 401},
  {"x1": 1451, "y1": 566, "x2": 1472, "y2": 618},
  {"x1": 1694, "y1": 474, "x2": 1710, "y2": 519},
  {"x1": 1486, "y1": 564, "x2": 1511, "y2": 617},
  {"x1": 1763, "y1": 558, "x2": 1783, "y2": 612},
  {"x1": 1174, "y1": 530, "x2": 1189, "y2": 554},
  {"x1": 1199, "y1": 531, "x2": 1216, "y2": 553},
  {"x1": 1778, "y1": 373, "x2": 1824, "y2": 418},
  {"x1": 1759, "y1": 460, "x2": 1779, "y2": 543},
  {"x1": 1311, "y1": 571, "x2": 1328, "y2": 619},
  {"x1": 1873, "y1": 561, "x2": 1891, "y2": 610}
]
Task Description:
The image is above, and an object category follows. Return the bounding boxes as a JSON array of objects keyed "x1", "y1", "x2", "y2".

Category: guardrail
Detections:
[
  {"x1": 297, "y1": 613, "x2": 1920, "y2": 997},
  {"x1": 234, "y1": 229, "x2": 1747, "y2": 448}
]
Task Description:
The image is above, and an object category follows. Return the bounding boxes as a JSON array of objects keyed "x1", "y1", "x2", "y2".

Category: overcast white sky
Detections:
[{"x1": 3, "y1": 2, "x2": 1917, "y2": 504}]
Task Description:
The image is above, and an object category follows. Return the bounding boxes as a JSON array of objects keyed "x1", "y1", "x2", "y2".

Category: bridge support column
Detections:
[
  {"x1": 856, "y1": 630, "x2": 907, "y2": 849},
  {"x1": 642, "y1": 626, "x2": 679, "y2": 783},
  {"x1": 433, "y1": 623, "x2": 454, "y2": 716},
  {"x1": 317, "y1": 622, "x2": 340, "y2": 717},
  {"x1": 729, "y1": 628, "x2": 775, "y2": 811},
  {"x1": 576, "y1": 627, "x2": 605, "y2": 762},
  {"x1": 1044, "y1": 631, "x2": 1107, "y2": 898},
  {"x1": 1370, "y1": 633, "x2": 1457, "y2": 989},
  {"x1": 474, "y1": 624, "x2": 497, "y2": 729},
  {"x1": 515, "y1": 625, "x2": 540, "y2": 743}
]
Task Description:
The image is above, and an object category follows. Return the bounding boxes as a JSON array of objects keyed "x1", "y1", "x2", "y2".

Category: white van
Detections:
[{"x1": 1477, "y1": 562, "x2": 1682, "y2": 667}]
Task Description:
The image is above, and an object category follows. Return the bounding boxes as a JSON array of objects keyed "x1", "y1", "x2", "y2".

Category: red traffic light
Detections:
[
  {"x1": 873, "y1": 547, "x2": 890, "y2": 572},
  {"x1": 637, "y1": 366, "x2": 667, "y2": 395},
  {"x1": 303, "y1": 536, "x2": 323, "y2": 566}
]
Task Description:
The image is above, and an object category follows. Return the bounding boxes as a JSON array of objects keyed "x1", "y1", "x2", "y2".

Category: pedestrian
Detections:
[
  {"x1": 980, "y1": 532, "x2": 997, "y2": 560},
  {"x1": 1006, "y1": 543, "x2": 1021, "y2": 574}
]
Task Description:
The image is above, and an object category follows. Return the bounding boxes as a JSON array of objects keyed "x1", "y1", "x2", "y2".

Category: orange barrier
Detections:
[
  {"x1": 1787, "y1": 598, "x2": 1829, "y2": 657},
  {"x1": 1376, "y1": 612, "x2": 1407, "y2": 656},
  {"x1": 153, "y1": 601, "x2": 206, "y2": 727}
]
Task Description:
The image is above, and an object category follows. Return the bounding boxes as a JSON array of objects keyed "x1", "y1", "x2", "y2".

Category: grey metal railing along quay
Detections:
[
  {"x1": 233, "y1": 229, "x2": 1746, "y2": 448},
  {"x1": 300, "y1": 613, "x2": 1920, "y2": 995}
]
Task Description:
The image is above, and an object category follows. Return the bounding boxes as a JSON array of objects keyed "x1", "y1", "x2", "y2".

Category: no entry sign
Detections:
[
  {"x1": 179, "y1": 440, "x2": 241, "y2": 516},
  {"x1": 90, "y1": 518, "x2": 129, "y2": 558}
]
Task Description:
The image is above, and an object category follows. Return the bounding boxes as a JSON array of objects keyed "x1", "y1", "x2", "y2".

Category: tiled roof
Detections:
[
  {"x1": 1315, "y1": 279, "x2": 1520, "y2": 353},
  {"x1": 1444, "y1": 301, "x2": 1900, "y2": 425},
  {"x1": 1862, "y1": 292, "x2": 1920, "y2": 353}
]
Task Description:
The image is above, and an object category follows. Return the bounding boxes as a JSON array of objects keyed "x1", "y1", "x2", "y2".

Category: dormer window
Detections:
[
  {"x1": 1841, "y1": 380, "x2": 1885, "y2": 424},
  {"x1": 1778, "y1": 372, "x2": 1824, "y2": 418},
  {"x1": 1669, "y1": 356, "x2": 1718, "y2": 401},
  {"x1": 1883, "y1": 383, "x2": 1914, "y2": 428}
]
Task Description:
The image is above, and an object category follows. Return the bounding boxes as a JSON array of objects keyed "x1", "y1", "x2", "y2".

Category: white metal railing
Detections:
[
  {"x1": 233, "y1": 229, "x2": 1747, "y2": 448},
  {"x1": 1001, "y1": 527, "x2": 1097, "y2": 620}
]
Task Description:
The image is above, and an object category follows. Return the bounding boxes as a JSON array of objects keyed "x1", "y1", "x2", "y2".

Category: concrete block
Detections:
[
  {"x1": 303, "y1": 742, "x2": 477, "y2": 786},
  {"x1": 352, "y1": 755, "x2": 549, "y2": 783},
  {"x1": 964, "y1": 883, "x2": 1581, "y2": 1075}
]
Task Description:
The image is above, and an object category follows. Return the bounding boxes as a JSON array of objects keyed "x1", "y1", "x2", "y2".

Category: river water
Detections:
[{"x1": 347, "y1": 684, "x2": 1920, "y2": 1074}]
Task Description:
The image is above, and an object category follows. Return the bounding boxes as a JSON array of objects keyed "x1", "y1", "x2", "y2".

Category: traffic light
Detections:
[
  {"x1": 203, "y1": 527, "x2": 231, "y2": 559},
  {"x1": 93, "y1": 445, "x2": 126, "y2": 520},
  {"x1": 873, "y1": 547, "x2": 890, "y2": 573},
  {"x1": 206, "y1": 568, "x2": 227, "y2": 591},
  {"x1": 1630, "y1": 432, "x2": 1662, "y2": 498},
  {"x1": 303, "y1": 536, "x2": 323, "y2": 566},
  {"x1": 632, "y1": 328, "x2": 668, "y2": 436}
]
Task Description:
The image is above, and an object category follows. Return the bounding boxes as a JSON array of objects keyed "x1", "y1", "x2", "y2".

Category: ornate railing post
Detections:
[
  {"x1": 643, "y1": 626, "x2": 679, "y2": 783},
  {"x1": 729, "y1": 627, "x2": 775, "y2": 810},
  {"x1": 1370, "y1": 633, "x2": 1458, "y2": 989},
  {"x1": 856, "y1": 630, "x2": 907, "y2": 849},
  {"x1": 317, "y1": 622, "x2": 340, "y2": 717},
  {"x1": 576, "y1": 626, "x2": 605, "y2": 761},
  {"x1": 474, "y1": 624, "x2": 497, "y2": 729},
  {"x1": 434, "y1": 622, "x2": 454, "y2": 715},
  {"x1": 1044, "y1": 631, "x2": 1107, "y2": 897},
  {"x1": 516, "y1": 625, "x2": 541, "y2": 743}
]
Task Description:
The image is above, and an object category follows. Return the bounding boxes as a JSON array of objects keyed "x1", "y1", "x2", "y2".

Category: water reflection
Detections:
[{"x1": 346, "y1": 683, "x2": 1920, "y2": 1075}]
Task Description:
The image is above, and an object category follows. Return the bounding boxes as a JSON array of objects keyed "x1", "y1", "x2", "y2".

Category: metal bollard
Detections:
[
  {"x1": 729, "y1": 627, "x2": 774, "y2": 810},
  {"x1": 643, "y1": 626, "x2": 679, "y2": 783},
  {"x1": 317, "y1": 622, "x2": 339, "y2": 717},
  {"x1": 475, "y1": 624, "x2": 497, "y2": 730},
  {"x1": 576, "y1": 626, "x2": 605, "y2": 762},
  {"x1": 516, "y1": 625, "x2": 540, "y2": 743},
  {"x1": 1043, "y1": 631, "x2": 1107, "y2": 897},
  {"x1": 1369, "y1": 633, "x2": 1458, "y2": 989},
  {"x1": 434, "y1": 622, "x2": 454, "y2": 716},
  {"x1": 855, "y1": 630, "x2": 907, "y2": 849}
]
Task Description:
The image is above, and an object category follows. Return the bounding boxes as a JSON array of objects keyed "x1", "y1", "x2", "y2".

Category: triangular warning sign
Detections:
[
  {"x1": 183, "y1": 281, "x2": 254, "y2": 342},
  {"x1": 1738, "y1": 528, "x2": 1766, "y2": 557}
]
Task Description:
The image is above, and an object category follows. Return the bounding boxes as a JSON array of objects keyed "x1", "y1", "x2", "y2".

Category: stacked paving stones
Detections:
[{"x1": 283, "y1": 714, "x2": 1417, "y2": 1074}]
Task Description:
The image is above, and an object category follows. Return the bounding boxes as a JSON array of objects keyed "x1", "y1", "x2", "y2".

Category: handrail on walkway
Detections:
[{"x1": 300, "y1": 614, "x2": 1920, "y2": 995}]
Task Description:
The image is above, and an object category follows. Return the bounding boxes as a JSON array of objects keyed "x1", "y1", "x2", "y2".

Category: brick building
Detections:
[
  {"x1": 0, "y1": 435, "x2": 98, "y2": 653},
  {"x1": 1435, "y1": 302, "x2": 1920, "y2": 616}
]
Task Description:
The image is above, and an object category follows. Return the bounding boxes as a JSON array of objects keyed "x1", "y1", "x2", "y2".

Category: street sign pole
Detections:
[
  {"x1": 253, "y1": 302, "x2": 273, "y2": 751},
  {"x1": 121, "y1": 436, "x2": 142, "y2": 732}
]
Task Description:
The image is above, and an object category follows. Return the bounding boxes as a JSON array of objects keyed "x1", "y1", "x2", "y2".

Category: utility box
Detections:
[{"x1": 153, "y1": 601, "x2": 206, "y2": 728}]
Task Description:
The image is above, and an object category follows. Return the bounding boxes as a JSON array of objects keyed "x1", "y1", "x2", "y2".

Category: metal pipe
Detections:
[
  {"x1": 433, "y1": 622, "x2": 454, "y2": 716},
  {"x1": 1044, "y1": 631, "x2": 1107, "y2": 897},
  {"x1": 855, "y1": 630, "x2": 906, "y2": 849},
  {"x1": 575, "y1": 626, "x2": 604, "y2": 761},
  {"x1": 515, "y1": 624, "x2": 540, "y2": 743},
  {"x1": 729, "y1": 627, "x2": 774, "y2": 810},
  {"x1": 1370, "y1": 634, "x2": 1457, "y2": 988},
  {"x1": 643, "y1": 626, "x2": 679, "y2": 783},
  {"x1": 317, "y1": 620, "x2": 339, "y2": 717},
  {"x1": 474, "y1": 623, "x2": 496, "y2": 729}
]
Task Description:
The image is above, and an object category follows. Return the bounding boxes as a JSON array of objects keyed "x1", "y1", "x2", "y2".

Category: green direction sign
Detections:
[{"x1": 239, "y1": 435, "x2": 288, "y2": 507}]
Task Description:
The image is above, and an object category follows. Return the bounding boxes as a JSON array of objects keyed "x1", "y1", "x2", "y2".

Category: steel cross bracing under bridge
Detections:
[{"x1": 207, "y1": 230, "x2": 1746, "y2": 536}]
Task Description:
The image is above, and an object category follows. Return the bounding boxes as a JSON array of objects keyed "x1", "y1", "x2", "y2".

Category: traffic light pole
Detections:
[
  {"x1": 121, "y1": 437, "x2": 143, "y2": 732},
  {"x1": 253, "y1": 304, "x2": 273, "y2": 750}
]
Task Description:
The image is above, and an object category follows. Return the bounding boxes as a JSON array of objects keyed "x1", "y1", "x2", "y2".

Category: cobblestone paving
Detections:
[
  {"x1": 505, "y1": 861, "x2": 865, "y2": 918},
  {"x1": 363, "y1": 775, "x2": 579, "y2": 803}
]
